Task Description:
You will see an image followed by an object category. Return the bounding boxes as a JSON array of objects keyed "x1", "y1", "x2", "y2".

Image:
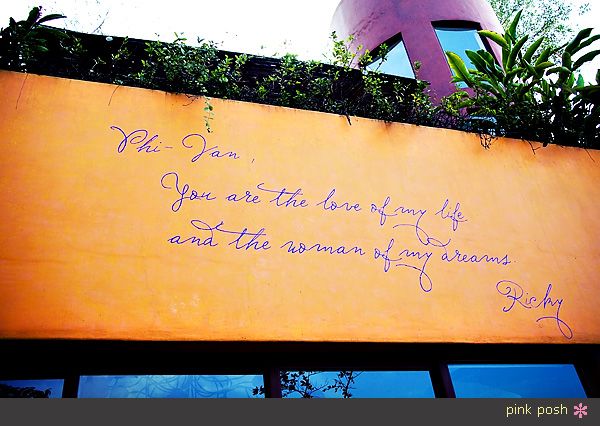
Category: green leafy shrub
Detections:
[
  {"x1": 5, "y1": 6, "x2": 596, "y2": 149},
  {"x1": 444, "y1": 10, "x2": 599, "y2": 148},
  {"x1": 0, "y1": 6, "x2": 67, "y2": 71}
]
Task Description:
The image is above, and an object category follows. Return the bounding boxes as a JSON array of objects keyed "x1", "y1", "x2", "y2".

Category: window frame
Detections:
[
  {"x1": 0, "y1": 341, "x2": 597, "y2": 398},
  {"x1": 366, "y1": 33, "x2": 415, "y2": 79},
  {"x1": 431, "y1": 20, "x2": 498, "y2": 77}
]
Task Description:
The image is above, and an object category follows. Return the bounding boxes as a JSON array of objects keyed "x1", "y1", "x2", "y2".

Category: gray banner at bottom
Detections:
[{"x1": 1, "y1": 399, "x2": 596, "y2": 426}]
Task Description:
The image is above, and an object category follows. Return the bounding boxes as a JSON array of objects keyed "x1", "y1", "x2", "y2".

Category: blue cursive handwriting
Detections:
[
  {"x1": 373, "y1": 238, "x2": 433, "y2": 292},
  {"x1": 226, "y1": 191, "x2": 261, "y2": 204},
  {"x1": 169, "y1": 219, "x2": 270, "y2": 251},
  {"x1": 370, "y1": 197, "x2": 399, "y2": 226},
  {"x1": 168, "y1": 221, "x2": 218, "y2": 247},
  {"x1": 393, "y1": 218, "x2": 451, "y2": 249},
  {"x1": 495, "y1": 280, "x2": 573, "y2": 339},
  {"x1": 441, "y1": 247, "x2": 510, "y2": 266},
  {"x1": 435, "y1": 199, "x2": 467, "y2": 231},
  {"x1": 111, "y1": 125, "x2": 173, "y2": 154},
  {"x1": 370, "y1": 197, "x2": 427, "y2": 226},
  {"x1": 316, "y1": 189, "x2": 361, "y2": 213},
  {"x1": 281, "y1": 240, "x2": 365, "y2": 256},
  {"x1": 256, "y1": 182, "x2": 309, "y2": 208},
  {"x1": 181, "y1": 133, "x2": 239, "y2": 163},
  {"x1": 160, "y1": 172, "x2": 216, "y2": 212},
  {"x1": 370, "y1": 197, "x2": 450, "y2": 250}
]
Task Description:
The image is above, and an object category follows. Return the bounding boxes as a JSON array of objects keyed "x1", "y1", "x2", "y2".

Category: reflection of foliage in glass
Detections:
[
  {"x1": 253, "y1": 371, "x2": 362, "y2": 398},
  {"x1": 79, "y1": 375, "x2": 261, "y2": 398},
  {"x1": 0, "y1": 383, "x2": 50, "y2": 398}
]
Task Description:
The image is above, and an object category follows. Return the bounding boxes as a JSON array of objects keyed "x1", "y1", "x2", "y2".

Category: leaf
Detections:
[
  {"x1": 518, "y1": 80, "x2": 541, "y2": 98},
  {"x1": 478, "y1": 30, "x2": 509, "y2": 49},
  {"x1": 575, "y1": 86, "x2": 600, "y2": 105},
  {"x1": 507, "y1": 35, "x2": 529, "y2": 70},
  {"x1": 445, "y1": 52, "x2": 473, "y2": 85},
  {"x1": 465, "y1": 50, "x2": 488, "y2": 73},
  {"x1": 506, "y1": 67, "x2": 523, "y2": 79},
  {"x1": 535, "y1": 47, "x2": 552, "y2": 66},
  {"x1": 507, "y1": 10, "x2": 523, "y2": 41},
  {"x1": 565, "y1": 28, "x2": 593, "y2": 55},
  {"x1": 573, "y1": 49, "x2": 600, "y2": 71},
  {"x1": 555, "y1": 63, "x2": 573, "y2": 86},
  {"x1": 576, "y1": 85, "x2": 600, "y2": 94},
  {"x1": 547, "y1": 66, "x2": 570, "y2": 75},
  {"x1": 477, "y1": 79, "x2": 502, "y2": 97},
  {"x1": 570, "y1": 34, "x2": 600, "y2": 56},
  {"x1": 478, "y1": 50, "x2": 504, "y2": 78},
  {"x1": 562, "y1": 51, "x2": 572, "y2": 69},
  {"x1": 39, "y1": 27, "x2": 69, "y2": 39},
  {"x1": 534, "y1": 62, "x2": 554, "y2": 71},
  {"x1": 37, "y1": 14, "x2": 67, "y2": 24},
  {"x1": 26, "y1": 7, "x2": 41, "y2": 26},
  {"x1": 523, "y1": 37, "x2": 544, "y2": 63},
  {"x1": 525, "y1": 61, "x2": 539, "y2": 78}
]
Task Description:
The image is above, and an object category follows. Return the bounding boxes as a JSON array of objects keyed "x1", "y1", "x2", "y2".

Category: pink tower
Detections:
[{"x1": 331, "y1": 0, "x2": 504, "y2": 101}]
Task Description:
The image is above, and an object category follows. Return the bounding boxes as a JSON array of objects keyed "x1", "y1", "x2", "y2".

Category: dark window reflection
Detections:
[
  {"x1": 0, "y1": 379, "x2": 64, "y2": 398},
  {"x1": 449, "y1": 364, "x2": 587, "y2": 398},
  {"x1": 78, "y1": 375, "x2": 263, "y2": 398},
  {"x1": 275, "y1": 371, "x2": 435, "y2": 398}
]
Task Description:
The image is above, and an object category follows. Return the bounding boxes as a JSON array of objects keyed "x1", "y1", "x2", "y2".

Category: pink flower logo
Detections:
[{"x1": 574, "y1": 403, "x2": 588, "y2": 419}]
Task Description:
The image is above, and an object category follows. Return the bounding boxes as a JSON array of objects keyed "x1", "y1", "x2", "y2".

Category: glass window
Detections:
[
  {"x1": 0, "y1": 379, "x2": 64, "y2": 398},
  {"x1": 367, "y1": 39, "x2": 415, "y2": 78},
  {"x1": 449, "y1": 364, "x2": 587, "y2": 398},
  {"x1": 78, "y1": 375, "x2": 264, "y2": 398},
  {"x1": 435, "y1": 26, "x2": 486, "y2": 70},
  {"x1": 435, "y1": 26, "x2": 489, "y2": 88},
  {"x1": 280, "y1": 371, "x2": 435, "y2": 398}
]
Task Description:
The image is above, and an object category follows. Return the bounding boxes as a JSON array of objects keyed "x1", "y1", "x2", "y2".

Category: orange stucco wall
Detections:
[{"x1": 1, "y1": 70, "x2": 599, "y2": 343}]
